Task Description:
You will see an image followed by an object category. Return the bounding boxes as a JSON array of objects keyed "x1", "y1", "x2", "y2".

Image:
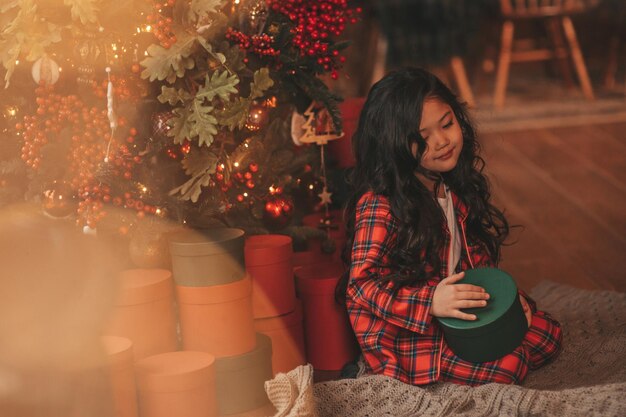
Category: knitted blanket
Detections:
[{"x1": 265, "y1": 282, "x2": 626, "y2": 417}]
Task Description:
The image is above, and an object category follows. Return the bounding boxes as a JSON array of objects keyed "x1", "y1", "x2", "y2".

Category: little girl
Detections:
[{"x1": 338, "y1": 68, "x2": 562, "y2": 386}]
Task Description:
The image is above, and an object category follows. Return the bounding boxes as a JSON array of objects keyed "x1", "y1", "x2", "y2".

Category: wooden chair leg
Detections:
[
  {"x1": 603, "y1": 1, "x2": 625, "y2": 90},
  {"x1": 561, "y1": 16, "x2": 595, "y2": 100},
  {"x1": 494, "y1": 20, "x2": 514, "y2": 109},
  {"x1": 545, "y1": 17, "x2": 574, "y2": 89},
  {"x1": 450, "y1": 56, "x2": 476, "y2": 108},
  {"x1": 603, "y1": 35, "x2": 620, "y2": 90}
]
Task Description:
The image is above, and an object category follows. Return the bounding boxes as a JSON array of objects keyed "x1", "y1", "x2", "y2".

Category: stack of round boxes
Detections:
[
  {"x1": 245, "y1": 235, "x2": 307, "y2": 376},
  {"x1": 101, "y1": 226, "x2": 360, "y2": 416},
  {"x1": 169, "y1": 228, "x2": 274, "y2": 416},
  {"x1": 105, "y1": 268, "x2": 218, "y2": 417}
]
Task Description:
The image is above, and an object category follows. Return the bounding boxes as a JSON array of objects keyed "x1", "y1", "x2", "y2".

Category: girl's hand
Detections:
[
  {"x1": 520, "y1": 295, "x2": 532, "y2": 326},
  {"x1": 431, "y1": 271, "x2": 490, "y2": 320}
]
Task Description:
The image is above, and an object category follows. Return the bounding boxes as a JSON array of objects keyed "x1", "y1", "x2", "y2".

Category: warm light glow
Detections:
[
  {"x1": 5, "y1": 106, "x2": 18, "y2": 117},
  {"x1": 233, "y1": 162, "x2": 240, "y2": 168},
  {"x1": 308, "y1": 184, "x2": 314, "y2": 190},
  {"x1": 243, "y1": 192, "x2": 248, "y2": 197}
]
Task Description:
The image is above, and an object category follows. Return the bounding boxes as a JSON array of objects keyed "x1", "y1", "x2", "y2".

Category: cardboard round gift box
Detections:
[
  {"x1": 215, "y1": 333, "x2": 273, "y2": 416},
  {"x1": 176, "y1": 276, "x2": 256, "y2": 357},
  {"x1": 101, "y1": 336, "x2": 138, "y2": 417},
  {"x1": 106, "y1": 269, "x2": 178, "y2": 360},
  {"x1": 295, "y1": 262, "x2": 359, "y2": 371},
  {"x1": 135, "y1": 351, "x2": 217, "y2": 417},
  {"x1": 168, "y1": 228, "x2": 245, "y2": 286},
  {"x1": 245, "y1": 234, "x2": 296, "y2": 318},
  {"x1": 436, "y1": 267, "x2": 529, "y2": 363},
  {"x1": 254, "y1": 300, "x2": 306, "y2": 375}
]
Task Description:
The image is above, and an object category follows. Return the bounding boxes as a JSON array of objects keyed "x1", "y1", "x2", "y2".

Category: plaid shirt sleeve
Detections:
[{"x1": 346, "y1": 192, "x2": 437, "y2": 334}]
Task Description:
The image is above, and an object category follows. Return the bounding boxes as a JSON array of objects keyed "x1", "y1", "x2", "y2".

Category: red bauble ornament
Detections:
[
  {"x1": 263, "y1": 195, "x2": 294, "y2": 230},
  {"x1": 42, "y1": 181, "x2": 78, "y2": 218},
  {"x1": 152, "y1": 111, "x2": 175, "y2": 139}
]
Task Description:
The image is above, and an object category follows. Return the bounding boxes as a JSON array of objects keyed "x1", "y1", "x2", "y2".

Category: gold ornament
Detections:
[
  {"x1": 42, "y1": 181, "x2": 77, "y2": 218},
  {"x1": 128, "y1": 230, "x2": 170, "y2": 269},
  {"x1": 245, "y1": 103, "x2": 270, "y2": 131}
]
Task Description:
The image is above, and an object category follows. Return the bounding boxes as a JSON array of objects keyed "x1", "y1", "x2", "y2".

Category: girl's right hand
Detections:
[{"x1": 431, "y1": 271, "x2": 490, "y2": 320}]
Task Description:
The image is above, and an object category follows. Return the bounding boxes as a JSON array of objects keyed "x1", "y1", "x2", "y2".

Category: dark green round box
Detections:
[
  {"x1": 436, "y1": 267, "x2": 528, "y2": 363},
  {"x1": 168, "y1": 228, "x2": 245, "y2": 287}
]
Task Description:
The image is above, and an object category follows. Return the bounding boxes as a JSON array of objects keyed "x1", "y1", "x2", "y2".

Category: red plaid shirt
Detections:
[{"x1": 346, "y1": 191, "x2": 558, "y2": 385}]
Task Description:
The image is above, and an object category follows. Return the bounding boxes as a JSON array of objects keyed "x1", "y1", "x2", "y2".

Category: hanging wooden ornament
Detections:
[{"x1": 291, "y1": 102, "x2": 344, "y2": 146}]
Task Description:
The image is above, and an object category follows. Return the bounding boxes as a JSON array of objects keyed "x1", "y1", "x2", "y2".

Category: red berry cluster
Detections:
[
  {"x1": 226, "y1": 28, "x2": 280, "y2": 58},
  {"x1": 267, "y1": 0, "x2": 360, "y2": 79},
  {"x1": 17, "y1": 84, "x2": 113, "y2": 180},
  {"x1": 147, "y1": 0, "x2": 177, "y2": 49},
  {"x1": 78, "y1": 187, "x2": 160, "y2": 229},
  {"x1": 164, "y1": 140, "x2": 190, "y2": 160},
  {"x1": 92, "y1": 75, "x2": 134, "y2": 102},
  {"x1": 15, "y1": 83, "x2": 150, "y2": 228},
  {"x1": 213, "y1": 162, "x2": 260, "y2": 204}
]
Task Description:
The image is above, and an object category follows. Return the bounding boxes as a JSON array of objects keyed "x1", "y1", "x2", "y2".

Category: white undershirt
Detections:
[{"x1": 438, "y1": 188, "x2": 462, "y2": 278}]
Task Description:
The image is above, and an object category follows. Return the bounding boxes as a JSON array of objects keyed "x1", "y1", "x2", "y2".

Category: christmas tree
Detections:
[{"x1": 0, "y1": 0, "x2": 360, "y2": 260}]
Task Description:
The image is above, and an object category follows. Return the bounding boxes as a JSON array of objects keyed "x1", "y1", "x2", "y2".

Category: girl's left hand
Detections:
[{"x1": 520, "y1": 295, "x2": 532, "y2": 326}]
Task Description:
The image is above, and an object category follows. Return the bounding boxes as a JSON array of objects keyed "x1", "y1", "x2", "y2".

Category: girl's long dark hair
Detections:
[{"x1": 336, "y1": 68, "x2": 509, "y2": 300}]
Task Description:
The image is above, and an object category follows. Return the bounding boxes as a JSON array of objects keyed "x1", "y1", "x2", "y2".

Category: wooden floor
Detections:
[{"x1": 480, "y1": 121, "x2": 626, "y2": 293}]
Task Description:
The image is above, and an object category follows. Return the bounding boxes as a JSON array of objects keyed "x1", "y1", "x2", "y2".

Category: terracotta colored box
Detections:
[
  {"x1": 292, "y1": 250, "x2": 333, "y2": 272},
  {"x1": 295, "y1": 262, "x2": 359, "y2": 371},
  {"x1": 101, "y1": 336, "x2": 138, "y2": 417},
  {"x1": 215, "y1": 333, "x2": 273, "y2": 416},
  {"x1": 254, "y1": 301, "x2": 306, "y2": 375},
  {"x1": 135, "y1": 351, "x2": 217, "y2": 417},
  {"x1": 245, "y1": 235, "x2": 296, "y2": 319},
  {"x1": 169, "y1": 228, "x2": 246, "y2": 286},
  {"x1": 106, "y1": 269, "x2": 178, "y2": 360},
  {"x1": 176, "y1": 276, "x2": 256, "y2": 357}
]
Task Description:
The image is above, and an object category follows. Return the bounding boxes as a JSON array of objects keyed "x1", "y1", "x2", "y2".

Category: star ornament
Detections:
[{"x1": 318, "y1": 186, "x2": 332, "y2": 205}]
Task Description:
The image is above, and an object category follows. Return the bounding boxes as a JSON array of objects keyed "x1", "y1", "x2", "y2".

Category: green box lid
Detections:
[{"x1": 436, "y1": 267, "x2": 528, "y2": 363}]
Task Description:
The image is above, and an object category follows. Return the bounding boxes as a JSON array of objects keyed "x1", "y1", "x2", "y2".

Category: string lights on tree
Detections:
[{"x1": 1, "y1": 0, "x2": 360, "y2": 245}]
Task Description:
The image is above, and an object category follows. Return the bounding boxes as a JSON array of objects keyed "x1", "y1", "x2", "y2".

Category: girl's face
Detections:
[{"x1": 412, "y1": 97, "x2": 463, "y2": 175}]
